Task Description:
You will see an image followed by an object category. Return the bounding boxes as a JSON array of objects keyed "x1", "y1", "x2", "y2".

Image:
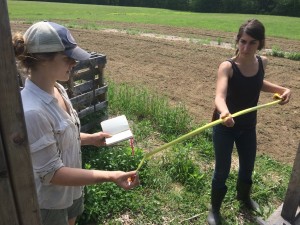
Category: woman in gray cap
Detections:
[{"x1": 13, "y1": 21, "x2": 140, "y2": 225}]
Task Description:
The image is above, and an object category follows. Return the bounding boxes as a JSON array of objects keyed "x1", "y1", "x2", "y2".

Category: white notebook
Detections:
[{"x1": 100, "y1": 115, "x2": 133, "y2": 146}]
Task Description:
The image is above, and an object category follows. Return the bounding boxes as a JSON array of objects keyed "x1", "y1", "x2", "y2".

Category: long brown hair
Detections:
[{"x1": 235, "y1": 19, "x2": 265, "y2": 55}]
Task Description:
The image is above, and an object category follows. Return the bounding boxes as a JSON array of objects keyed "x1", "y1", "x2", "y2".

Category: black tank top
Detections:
[{"x1": 226, "y1": 55, "x2": 264, "y2": 129}]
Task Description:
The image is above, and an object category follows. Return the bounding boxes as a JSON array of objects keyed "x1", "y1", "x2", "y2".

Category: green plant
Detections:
[
  {"x1": 271, "y1": 46, "x2": 285, "y2": 58},
  {"x1": 270, "y1": 46, "x2": 300, "y2": 61},
  {"x1": 285, "y1": 52, "x2": 300, "y2": 60},
  {"x1": 79, "y1": 146, "x2": 150, "y2": 224},
  {"x1": 162, "y1": 144, "x2": 207, "y2": 193}
]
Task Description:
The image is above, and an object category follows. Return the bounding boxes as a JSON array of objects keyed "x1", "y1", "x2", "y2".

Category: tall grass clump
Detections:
[
  {"x1": 107, "y1": 81, "x2": 193, "y2": 138},
  {"x1": 162, "y1": 144, "x2": 208, "y2": 193}
]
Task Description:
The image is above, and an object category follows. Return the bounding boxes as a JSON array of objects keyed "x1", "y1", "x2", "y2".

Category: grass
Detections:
[
  {"x1": 107, "y1": 82, "x2": 193, "y2": 139},
  {"x1": 7, "y1": 1, "x2": 300, "y2": 40},
  {"x1": 78, "y1": 80, "x2": 292, "y2": 225}
]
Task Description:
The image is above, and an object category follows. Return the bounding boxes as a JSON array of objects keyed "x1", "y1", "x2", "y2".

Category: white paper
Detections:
[{"x1": 101, "y1": 115, "x2": 133, "y2": 146}]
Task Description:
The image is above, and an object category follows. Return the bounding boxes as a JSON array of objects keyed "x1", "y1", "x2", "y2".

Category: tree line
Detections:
[{"x1": 24, "y1": 0, "x2": 300, "y2": 17}]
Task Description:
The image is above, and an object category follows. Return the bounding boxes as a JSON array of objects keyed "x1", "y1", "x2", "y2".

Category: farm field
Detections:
[{"x1": 10, "y1": 20, "x2": 300, "y2": 165}]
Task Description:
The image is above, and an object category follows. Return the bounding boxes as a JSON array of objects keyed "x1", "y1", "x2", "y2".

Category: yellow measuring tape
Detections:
[{"x1": 136, "y1": 94, "x2": 282, "y2": 171}]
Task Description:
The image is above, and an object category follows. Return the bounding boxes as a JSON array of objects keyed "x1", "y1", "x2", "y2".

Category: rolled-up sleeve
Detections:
[{"x1": 25, "y1": 110, "x2": 64, "y2": 184}]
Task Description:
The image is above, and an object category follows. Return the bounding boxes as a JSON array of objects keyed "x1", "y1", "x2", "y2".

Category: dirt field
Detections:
[{"x1": 11, "y1": 21, "x2": 300, "y2": 165}]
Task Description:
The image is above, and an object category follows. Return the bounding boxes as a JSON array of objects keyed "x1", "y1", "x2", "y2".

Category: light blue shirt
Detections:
[{"x1": 21, "y1": 79, "x2": 82, "y2": 209}]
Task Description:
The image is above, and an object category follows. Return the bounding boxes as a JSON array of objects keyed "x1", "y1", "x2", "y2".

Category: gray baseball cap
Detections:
[{"x1": 24, "y1": 21, "x2": 91, "y2": 61}]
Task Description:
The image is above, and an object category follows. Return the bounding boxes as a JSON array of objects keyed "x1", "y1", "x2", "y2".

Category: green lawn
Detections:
[{"x1": 8, "y1": 0, "x2": 300, "y2": 40}]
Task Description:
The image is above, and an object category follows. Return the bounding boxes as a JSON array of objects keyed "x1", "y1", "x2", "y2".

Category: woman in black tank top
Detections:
[{"x1": 208, "y1": 19, "x2": 291, "y2": 225}]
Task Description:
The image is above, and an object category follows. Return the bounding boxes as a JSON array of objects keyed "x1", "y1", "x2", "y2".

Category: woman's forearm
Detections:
[
  {"x1": 215, "y1": 96, "x2": 229, "y2": 115},
  {"x1": 51, "y1": 167, "x2": 118, "y2": 186},
  {"x1": 50, "y1": 167, "x2": 139, "y2": 190}
]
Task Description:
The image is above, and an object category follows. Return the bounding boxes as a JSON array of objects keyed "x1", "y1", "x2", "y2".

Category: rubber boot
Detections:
[
  {"x1": 207, "y1": 187, "x2": 227, "y2": 225},
  {"x1": 236, "y1": 180, "x2": 259, "y2": 211}
]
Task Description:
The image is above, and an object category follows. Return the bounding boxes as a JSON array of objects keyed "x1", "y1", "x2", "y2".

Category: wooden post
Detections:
[
  {"x1": 0, "y1": 132, "x2": 19, "y2": 225},
  {"x1": 281, "y1": 142, "x2": 300, "y2": 223},
  {"x1": 0, "y1": 1, "x2": 41, "y2": 225},
  {"x1": 97, "y1": 63, "x2": 106, "y2": 103}
]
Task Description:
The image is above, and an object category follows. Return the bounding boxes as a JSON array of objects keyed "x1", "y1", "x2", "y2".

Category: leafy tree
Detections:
[
  {"x1": 140, "y1": 0, "x2": 167, "y2": 8},
  {"x1": 272, "y1": 0, "x2": 300, "y2": 16},
  {"x1": 192, "y1": 0, "x2": 221, "y2": 12},
  {"x1": 165, "y1": 0, "x2": 190, "y2": 10},
  {"x1": 240, "y1": 0, "x2": 259, "y2": 14},
  {"x1": 219, "y1": 0, "x2": 242, "y2": 13},
  {"x1": 258, "y1": 0, "x2": 277, "y2": 14}
]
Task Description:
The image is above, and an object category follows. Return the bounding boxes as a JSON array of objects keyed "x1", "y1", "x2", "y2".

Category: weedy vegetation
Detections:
[{"x1": 78, "y1": 80, "x2": 291, "y2": 225}]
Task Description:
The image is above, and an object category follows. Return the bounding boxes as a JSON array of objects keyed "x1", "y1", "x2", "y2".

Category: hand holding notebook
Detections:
[{"x1": 100, "y1": 115, "x2": 133, "y2": 146}]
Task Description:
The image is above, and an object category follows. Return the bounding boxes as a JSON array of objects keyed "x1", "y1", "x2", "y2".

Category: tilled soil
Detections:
[{"x1": 11, "y1": 21, "x2": 300, "y2": 165}]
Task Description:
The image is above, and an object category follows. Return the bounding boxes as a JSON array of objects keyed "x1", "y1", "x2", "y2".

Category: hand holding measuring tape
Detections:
[{"x1": 135, "y1": 94, "x2": 283, "y2": 171}]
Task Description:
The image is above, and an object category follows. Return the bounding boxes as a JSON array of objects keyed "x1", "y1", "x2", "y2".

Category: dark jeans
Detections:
[{"x1": 212, "y1": 124, "x2": 257, "y2": 189}]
